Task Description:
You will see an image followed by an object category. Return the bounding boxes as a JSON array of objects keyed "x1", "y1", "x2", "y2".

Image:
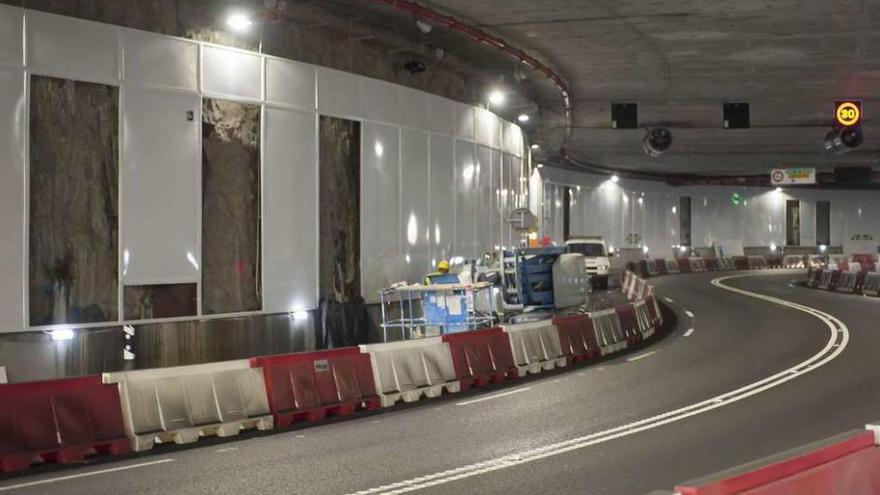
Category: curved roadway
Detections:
[{"x1": 2, "y1": 270, "x2": 879, "y2": 495}]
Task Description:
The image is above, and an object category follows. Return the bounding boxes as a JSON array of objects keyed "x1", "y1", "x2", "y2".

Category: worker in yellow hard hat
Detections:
[{"x1": 423, "y1": 259, "x2": 458, "y2": 285}]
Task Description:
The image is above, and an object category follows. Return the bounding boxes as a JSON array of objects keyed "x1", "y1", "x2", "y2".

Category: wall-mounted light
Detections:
[
  {"x1": 517, "y1": 114, "x2": 530, "y2": 123},
  {"x1": 50, "y1": 328, "x2": 75, "y2": 341},
  {"x1": 642, "y1": 246, "x2": 650, "y2": 254},
  {"x1": 226, "y1": 13, "x2": 253, "y2": 32},
  {"x1": 819, "y1": 244, "x2": 828, "y2": 253},
  {"x1": 611, "y1": 174, "x2": 620, "y2": 183},
  {"x1": 530, "y1": 143, "x2": 540, "y2": 150},
  {"x1": 770, "y1": 243, "x2": 778, "y2": 252},
  {"x1": 292, "y1": 310, "x2": 309, "y2": 321},
  {"x1": 679, "y1": 245, "x2": 688, "y2": 254},
  {"x1": 536, "y1": 163, "x2": 544, "y2": 169},
  {"x1": 488, "y1": 90, "x2": 505, "y2": 107}
]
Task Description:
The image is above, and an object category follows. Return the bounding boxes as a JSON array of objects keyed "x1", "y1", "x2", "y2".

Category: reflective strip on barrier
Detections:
[
  {"x1": 501, "y1": 320, "x2": 567, "y2": 376},
  {"x1": 103, "y1": 360, "x2": 273, "y2": 451},
  {"x1": 590, "y1": 309, "x2": 627, "y2": 355},
  {"x1": 552, "y1": 315, "x2": 599, "y2": 363},
  {"x1": 0, "y1": 376, "x2": 129, "y2": 472},
  {"x1": 359, "y1": 337, "x2": 460, "y2": 407},
  {"x1": 441, "y1": 327, "x2": 517, "y2": 390},
  {"x1": 249, "y1": 348, "x2": 380, "y2": 428}
]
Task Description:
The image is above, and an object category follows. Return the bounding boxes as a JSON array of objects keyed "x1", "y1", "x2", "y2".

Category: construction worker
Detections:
[{"x1": 423, "y1": 260, "x2": 459, "y2": 285}]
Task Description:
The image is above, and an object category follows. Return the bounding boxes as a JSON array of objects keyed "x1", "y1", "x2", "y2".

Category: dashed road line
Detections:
[
  {"x1": 626, "y1": 351, "x2": 657, "y2": 362},
  {"x1": 685, "y1": 310, "x2": 695, "y2": 318},
  {"x1": 456, "y1": 387, "x2": 532, "y2": 406},
  {"x1": 683, "y1": 328, "x2": 695, "y2": 337},
  {"x1": 664, "y1": 297, "x2": 675, "y2": 304}
]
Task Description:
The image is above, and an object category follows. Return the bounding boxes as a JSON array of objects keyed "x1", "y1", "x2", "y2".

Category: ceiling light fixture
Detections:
[
  {"x1": 226, "y1": 13, "x2": 253, "y2": 32},
  {"x1": 611, "y1": 174, "x2": 620, "y2": 183},
  {"x1": 488, "y1": 90, "x2": 505, "y2": 107},
  {"x1": 517, "y1": 114, "x2": 530, "y2": 123},
  {"x1": 530, "y1": 143, "x2": 540, "y2": 150}
]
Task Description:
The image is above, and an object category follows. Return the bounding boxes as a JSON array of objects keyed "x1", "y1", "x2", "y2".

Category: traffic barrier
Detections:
[
  {"x1": 621, "y1": 270, "x2": 635, "y2": 297},
  {"x1": 103, "y1": 360, "x2": 273, "y2": 451},
  {"x1": 705, "y1": 258, "x2": 720, "y2": 271},
  {"x1": 689, "y1": 257, "x2": 706, "y2": 272},
  {"x1": 590, "y1": 308, "x2": 628, "y2": 354},
  {"x1": 835, "y1": 270, "x2": 860, "y2": 293},
  {"x1": 805, "y1": 268, "x2": 822, "y2": 288},
  {"x1": 675, "y1": 430, "x2": 878, "y2": 495},
  {"x1": 637, "y1": 259, "x2": 651, "y2": 277},
  {"x1": 632, "y1": 300, "x2": 655, "y2": 339},
  {"x1": 719, "y1": 257, "x2": 736, "y2": 271},
  {"x1": 654, "y1": 259, "x2": 668, "y2": 275},
  {"x1": 441, "y1": 327, "x2": 518, "y2": 390},
  {"x1": 677, "y1": 257, "x2": 692, "y2": 273},
  {"x1": 360, "y1": 337, "x2": 461, "y2": 407},
  {"x1": 645, "y1": 295, "x2": 663, "y2": 327},
  {"x1": 733, "y1": 256, "x2": 749, "y2": 270},
  {"x1": 646, "y1": 259, "x2": 661, "y2": 276},
  {"x1": 782, "y1": 255, "x2": 804, "y2": 268},
  {"x1": 665, "y1": 258, "x2": 681, "y2": 274},
  {"x1": 552, "y1": 315, "x2": 600, "y2": 363},
  {"x1": 853, "y1": 253, "x2": 877, "y2": 272},
  {"x1": 502, "y1": 320, "x2": 567, "y2": 376},
  {"x1": 615, "y1": 304, "x2": 642, "y2": 345},
  {"x1": 847, "y1": 261, "x2": 862, "y2": 272},
  {"x1": 249, "y1": 348, "x2": 380, "y2": 429},
  {"x1": 863, "y1": 272, "x2": 880, "y2": 296},
  {"x1": 0, "y1": 375, "x2": 129, "y2": 472},
  {"x1": 817, "y1": 269, "x2": 837, "y2": 291},
  {"x1": 747, "y1": 255, "x2": 768, "y2": 269}
]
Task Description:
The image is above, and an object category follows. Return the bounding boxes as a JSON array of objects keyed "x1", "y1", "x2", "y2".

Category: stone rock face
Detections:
[
  {"x1": 29, "y1": 76, "x2": 119, "y2": 325},
  {"x1": 201, "y1": 98, "x2": 262, "y2": 314},
  {"x1": 319, "y1": 116, "x2": 360, "y2": 304}
]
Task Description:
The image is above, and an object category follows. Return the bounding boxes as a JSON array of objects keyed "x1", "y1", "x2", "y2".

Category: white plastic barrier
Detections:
[
  {"x1": 501, "y1": 320, "x2": 566, "y2": 376},
  {"x1": 652, "y1": 295, "x2": 664, "y2": 326},
  {"x1": 646, "y1": 260, "x2": 660, "y2": 276},
  {"x1": 847, "y1": 262, "x2": 863, "y2": 272},
  {"x1": 747, "y1": 255, "x2": 768, "y2": 269},
  {"x1": 590, "y1": 309, "x2": 627, "y2": 355},
  {"x1": 665, "y1": 258, "x2": 680, "y2": 274},
  {"x1": 621, "y1": 271, "x2": 635, "y2": 298},
  {"x1": 359, "y1": 337, "x2": 460, "y2": 407},
  {"x1": 863, "y1": 273, "x2": 880, "y2": 296},
  {"x1": 633, "y1": 300, "x2": 655, "y2": 339},
  {"x1": 689, "y1": 257, "x2": 706, "y2": 272},
  {"x1": 103, "y1": 360, "x2": 273, "y2": 451},
  {"x1": 817, "y1": 270, "x2": 835, "y2": 290},
  {"x1": 718, "y1": 257, "x2": 735, "y2": 271},
  {"x1": 626, "y1": 276, "x2": 644, "y2": 301},
  {"x1": 836, "y1": 271, "x2": 858, "y2": 293}
]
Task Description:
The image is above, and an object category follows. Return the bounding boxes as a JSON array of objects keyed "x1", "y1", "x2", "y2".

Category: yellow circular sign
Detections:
[{"x1": 836, "y1": 102, "x2": 860, "y2": 126}]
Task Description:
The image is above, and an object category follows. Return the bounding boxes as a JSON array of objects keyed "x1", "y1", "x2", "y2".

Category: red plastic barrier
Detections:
[
  {"x1": 852, "y1": 253, "x2": 877, "y2": 272},
  {"x1": 250, "y1": 348, "x2": 380, "y2": 428},
  {"x1": 615, "y1": 304, "x2": 641, "y2": 344},
  {"x1": 677, "y1": 257, "x2": 693, "y2": 273},
  {"x1": 0, "y1": 375, "x2": 129, "y2": 472},
  {"x1": 654, "y1": 259, "x2": 668, "y2": 275},
  {"x1": 746, "y1": 447, "x2": 880, "y2": 494},
  {"x1": 705, "y1": 258, "x2": 720, "y2": 271},
  {"x1": 645, "y1": 295, "x2": 661, "y2": 327},
  {"x1": 733, "y1": 256, "x2": 749, "y2": 270},
  {"x1": 552, "y1": 315, "x2": 600, "y2": 363},
  {"x1": 442, "y1": 327, "x2": 517, "y2": 390},
  {"x1": 676, "y1": 430, "x2": 876, "y2": 495}
]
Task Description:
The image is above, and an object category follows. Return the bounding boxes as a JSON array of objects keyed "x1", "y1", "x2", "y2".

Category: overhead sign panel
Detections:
[
  {"x1": 835, "y1": 100, "x2": 862, "y2": 127},
  {"x1": 771, "y1": 167, "x2": 816, "y2": 186}
]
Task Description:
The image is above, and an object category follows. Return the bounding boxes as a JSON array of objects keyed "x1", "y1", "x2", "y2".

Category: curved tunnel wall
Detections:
[{"x1": 0, "y1": 5, "x2": 526, "y2": 334}]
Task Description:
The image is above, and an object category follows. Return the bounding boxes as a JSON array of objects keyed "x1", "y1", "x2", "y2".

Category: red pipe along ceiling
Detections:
[{"x1": 365, "y1": 0, "x2": 573, "y2": 141}]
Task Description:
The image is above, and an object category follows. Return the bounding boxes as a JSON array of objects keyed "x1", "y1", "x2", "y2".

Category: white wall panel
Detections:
[
  {"x1": 263, "y1": 108, "x2": 317, "y2": 312},
  {"x1": 455, "y1": 103, "x2": 475, "y2": 142},
  {"x1": 400, "y1": 129, "x2": 430, "y2": 284},
  {"x1": 202, "y1": 45, "x2": 262, "y2": 100},
  {"x1": 454, "y1": 140, "x2": 476, "y2": 256},
  {"x1": 0, "y1": 5, "x2": 23, "y2": 67},
  {"x1": 360, "y1": 77, "x2": 399, "y2": 124},
  {"x1": 503, "y1": 121, "x2": 523, "y2": 157},
  {"x1": 122, "y1": 87, "x2": 200, "y2": 285},
  {"x1": 123, "y1": 30, "x2": 198, "y2": 91},
  {"x1": 361, "y1": 123, "x2": 400, "y2": 302},
  {"x1": 317, "y1": 68, "x2": 360, "y2": 117},
  {"x1": 265, "y1": 58, "x2": 315, "y2": 109},
  {"x1": 475, "y1": 146, "x2": 493, "y2": 253},
  {"x1": 0, "y1": 69, "x2": 23, "y2": 332},
  {"x1": 429, "y1": 134, "x2": 455, "y2": 263},
  {"x1": 427, "y1": 95, "x2": 455, "y2": 135},
  {"x1": 27, "y1": 11, "x2": 118, "y2": 83},
  {"x1": 399, "y1": 87, "x2": 428, "y2": 130},
  {"x1": 475, "y1": 108, "x2": 500, "y2": 149}
]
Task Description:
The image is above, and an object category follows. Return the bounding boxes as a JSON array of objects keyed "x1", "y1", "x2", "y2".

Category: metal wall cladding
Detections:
[
  {"x1": 202, "y1": 45, "x2": 262, "y2": 100},
  {"x1": 360, "y1": 77, "x2": 400, "y2": 124},
  {"x1": 263, "y1": 108, "x2": 318, "y2": 313},
  {"x1": 361, "y1": 122, "x2": 401, "y2": 303},
  {"x1": 475, "y1": 108, "x2": 501, "y2": 149},
  {"x1": 399, "y1": 87, "x2": 429, "y2": 130},
  {"x1": 122, "y1": 30, "x2": 198, "y2": 91},
  {"x1": 265, "y1": 58, "x2": 316, "y2": 110},
  {"x1": 455, "y1": 103, "x2": 475, "y2": 142},
  {"x1": 317, "y1": 68, "x2": 360, "y2": 117},
  {"x1": 429, "y1": 134, "x2": 455, "y2": 264},
  {"x1": 475, "y1": 145, "x2": 494, "y2": 254},
  {"x1": 122, "y1": 87, "x2": 200, "y2": 286},
  {"x1": 27, "y1": 11, "x2": 118, "y2": 83},
  {"x1": 454, "y1": 141, "x2": 477, "y2": 257},
  {"x1": 400, "y1": 128, "x2": 430, "y2": 285},
  {"x1": 0, "y1": 5, "x2": 22, "y2": 67},
  {"x1": 0, "y1": 69, "x2": 24, "y2": 332},
  {"x1": 427, "y1": 95, "x2": 455, "y2": 135}
]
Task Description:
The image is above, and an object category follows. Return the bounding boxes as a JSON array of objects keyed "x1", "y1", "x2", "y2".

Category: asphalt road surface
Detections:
[{"x1": 2, "y1": 270, "x2": 878, "y2": 495}]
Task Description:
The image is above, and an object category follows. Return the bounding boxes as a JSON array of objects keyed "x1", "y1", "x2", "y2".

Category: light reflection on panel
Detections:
[
  {"x1": 264, "y1": 108, "x2": 317, "y2": 312},
  {"x1": 27, "y1": 10, "x2": 118, "y2": 83},
  {"x1": 429, "y1": 134, "x2": 454, "y2": 265},
  {"x1": 0, "y1": 69, "x2": 24, "y2": 332},
  {"x1": 475, "y1": 108, "x2": 500, "y2": 148},
  {"x1": 202, "y1": 45, "x2": 262, "y2": 100},
  {"x1": 454, "y1": 140, "x2": 476, "y2": 257},
  {"x1": 455, "y1": 104, "x2": 475, "y2": 142},
  {"x1": 0, "y1": 5, "x2": 23, "y2": 67},
  {"x1": 475, "y1": 146, "x2": 493, "y2": 254},
  {"x1": 265, "y1": 58, "x2": 316, "y2": 109},
  {"x1": 362, "y1": 123, "x2": 400, "y2": 303},
  {"x1": 122, "y1": 87, "x2": 199, "y2": 285},
  {"x1": 360, "y1": 77, "x2": 399, "y2": 124},
  {"x1": 123, "y1": 30, "x2": 198, "y2": 91},
  {"x1": 400, "y1": 128, "x2": 430, "y2": 284}
]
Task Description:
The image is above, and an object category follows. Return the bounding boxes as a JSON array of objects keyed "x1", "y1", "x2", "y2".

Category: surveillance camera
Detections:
[
  {"x1": 824, "y1": 126, "x2": 863, "y2": 155},
  {"x1": 404, "y1": 59, "x2": 427, "y2": 74},
  {"x1": 643, "y1": 128, "x2": 672, "y2": 157}
]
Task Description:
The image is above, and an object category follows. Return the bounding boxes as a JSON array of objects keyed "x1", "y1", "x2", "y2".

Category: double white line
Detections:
[{"x1": 347, "y1": 273, "x2": 850, "y2": 495}]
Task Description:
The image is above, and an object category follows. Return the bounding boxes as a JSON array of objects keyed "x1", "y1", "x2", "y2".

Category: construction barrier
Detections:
[
  {"x1": 615, "y1": 304, "x2": 642, "y2": 345},
  {"x1": 675, "y1": 430, "x2": 878, "y2": 495},
  {"x1": 360, "y1": 337, "x2": 461, "y2": 407},
  {"x1": 103, "y1": 360, "x2": 273, "y2": 451},
  {"x1": 689, "y1": 257, "x2": 707, "y2": 272},
  {"x1": 852, "y1": 254, "x2": 877, "y2": 272},
  {"x1": 817, "y1": 269, "x2": 837, "y2": 291},
  {"x1": 645, "y1": 295, "x2": 663, "y2": 327},
  {"x1": 442, "y1": 327, "x2": 518, "y2": 390},
  {"x1": 632, "y1": 299, "x2": 655, "y2": 339},
  {"x1": 552, "y1": 315, "x2": 600, "y2": 363},
  {"x1": 502, "y1": 320, "x2": 567, "y2": 376},
  {"x1": 863, "y1": 272, "x2": 880, "y2": 296},
  {"x1": 646, "y1": 258, "x2": 661, "y2": 276},
  {"x1": 654, "y1": 259, "x2": 668, "y2": 275},
  {"x1": 806, "y1": 268, "x2": 822, "y2": 288},
  {"x1": 733, "y1": 256, "x2": 750, "y2": 270},
  {"x1": 704, "y1": 258, "x2": 720, "y2": 271},
  {"x1": 591, "y1": 308, "x2": 628, "y2": 355},
  {"x1": 249, "y1": 348, "x2": 380, "y2": 428},
  {"x1": 747, "y1": 255, "x2": 768, "y2": 269},
  {"x1": 719, "y1": 257, "x2": 736, "y2": 271},
  {"x1": 677, "y1": 257, "x2": 692, "y2": 273},
  {"x1": 835, "y1": 270, "x2": 860, "y2": 293},
  {"x1": 0, "y1": 375, "x2": 129, "y2": 472},
  {"x1": 665, "y1": 258, "x2": 681, "y2": 274}
]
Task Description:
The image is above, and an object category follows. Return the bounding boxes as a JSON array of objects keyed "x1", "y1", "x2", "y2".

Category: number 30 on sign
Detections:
[{"x1": 835, "y1": 100, "x2": 862, "y2": 127}]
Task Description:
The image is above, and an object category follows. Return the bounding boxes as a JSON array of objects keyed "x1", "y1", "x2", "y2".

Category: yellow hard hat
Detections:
[{"x1": 437, "y1": 260, "x2": 450, "y2": 272}]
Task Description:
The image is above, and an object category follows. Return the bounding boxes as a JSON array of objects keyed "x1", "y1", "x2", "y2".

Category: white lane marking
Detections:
[
  {"x1": 626, "y1": 351, "x2": 657, "y2": 362},
  {"x1": 685, "y1": 310, "x2": 695, "y2": 318},
  {"x1": 216, "y1": 447, "x2": 239, "y2": 453},
  {"x1": 0, "y1": 459, "x2": 175, "y2": 492},
  {"x1": 683, "y1": 328, "x2": 695, "y2": 337},
  {"x1": 664, "y1": 297, "x2": 675, "y2": 304},
  {"x1": 455, "y1": 387, "x2": 531, "y2": 406},
  {"x1": 347, "y1": 273, "x2": 849, "y2": 495},
  {"x1": 788, "y1": 283, "x2": 796, "y2": 288}
]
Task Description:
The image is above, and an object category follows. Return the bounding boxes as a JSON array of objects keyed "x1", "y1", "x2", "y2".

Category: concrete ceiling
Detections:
[{"x1": 332, "y1": 0, "x2": 880, "y2": 176}]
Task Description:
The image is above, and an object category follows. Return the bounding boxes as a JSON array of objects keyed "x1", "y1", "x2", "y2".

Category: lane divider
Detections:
[{"x1": 346, "y1": 272, "x2": 849, "y2": 495}]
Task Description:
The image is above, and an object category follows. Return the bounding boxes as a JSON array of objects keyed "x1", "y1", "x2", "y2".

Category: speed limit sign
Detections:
[{"x1": 835, "y1": 100, "x2": 862, "y2": 127}]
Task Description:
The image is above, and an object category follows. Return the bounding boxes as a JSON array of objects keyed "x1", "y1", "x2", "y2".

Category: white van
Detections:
[{"x1": 565, "y1": 236, "x2": 611, "y2": 289}]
